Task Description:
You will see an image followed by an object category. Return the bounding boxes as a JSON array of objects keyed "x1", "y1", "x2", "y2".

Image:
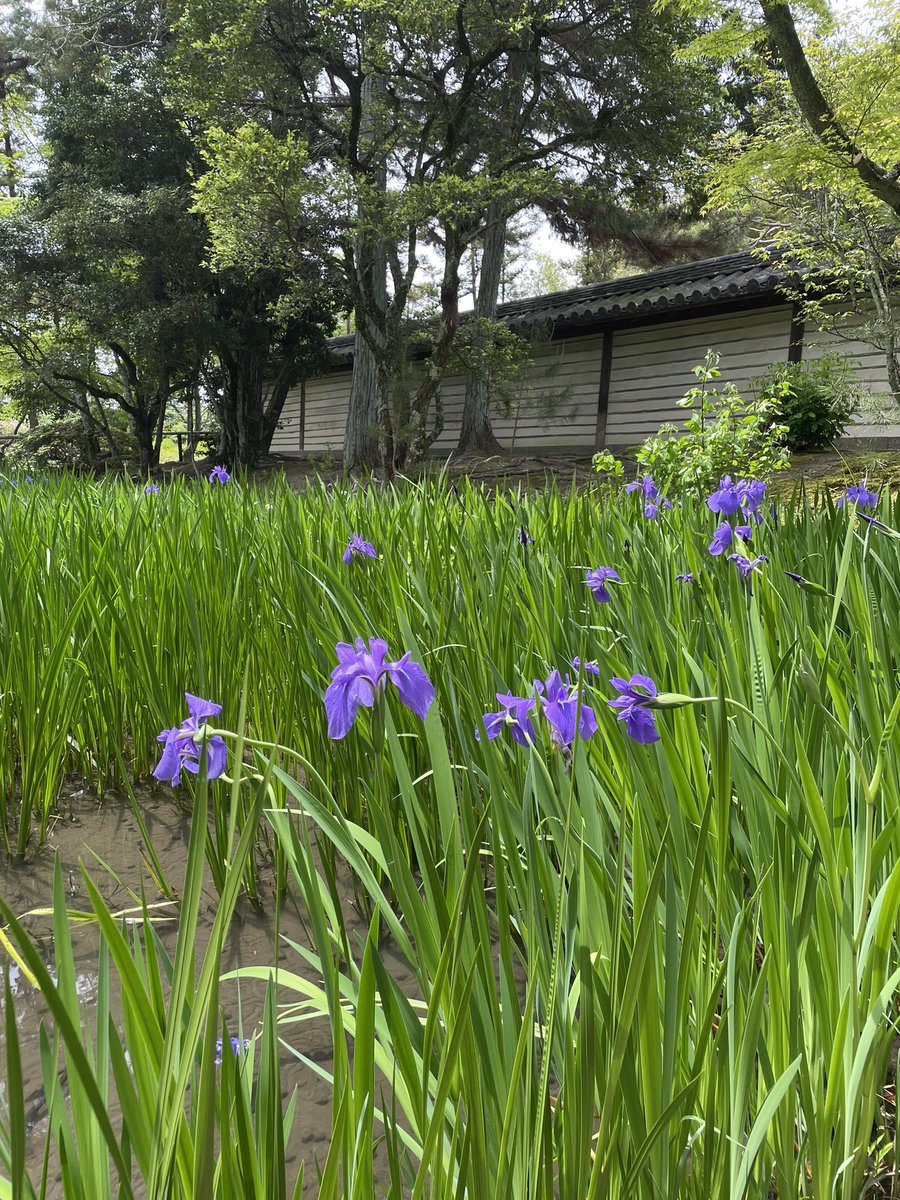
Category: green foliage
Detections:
[
  {"x1": 176, "y1": 0, "x2": 727, "y2": 463},
  {"x1": 756, "y1": 356, "x2": 859, "y2": 452},
  {"x1": 3, "y1": 415, "x2": 139, "y2": 472},
  {"x1": 702, "y1": 2, "x2": 900, "y2": 400},
  {"x1": 192, "y1": 123, "x2": 343, "y2": 289},
  {"x1": 1, "y1": 474, "x2": 900, "y2": 1197},
  {"x1": 704, "y1": 5, "x2": 900, "y2": 212},
  {"x1": 636, "y1": 350, "x2": 790, "y2": 490},
  {"x1": 0, "y1": 0, "x2": 342, "y2": 468},
  {"x1": 591, "y1": 448, "x2": 624, "y2": 478}
]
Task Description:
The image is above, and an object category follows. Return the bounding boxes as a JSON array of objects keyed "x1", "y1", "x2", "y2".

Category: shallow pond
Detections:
[{"x1": 0, "y1": 787, "x2": 413, "y2": 1196}]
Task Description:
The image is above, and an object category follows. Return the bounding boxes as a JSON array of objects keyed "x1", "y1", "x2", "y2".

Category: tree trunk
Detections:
[
  {"x1": 88, "y1": 395, "x2": 121, "y2": 462},
  {"x1": 344, "y1": 70, "x2": 388, "y2": 472},
  {"x1": 408, "y1": 223, "x2": 463, "y2": 462},
  {"x1": 261, "y1": 371, "x2": 293, "y2": 453},
  {"x1": 214, "y1": 355, "x2": 236, "y2": 464},
  {"x1": 219, "y1": 349, "x2": 266, "y2": 467},
  {"x1": 130, "y1": 407, "x2": 154, "y2": 475},
  {"x1": 216, "y1": 403, "x2": 237, "y2": 465},
  {"x1": 861, "y1": 245, "x2": 900, "y2": 405},
  {"x1": 238, "y1": 353, "x2": 265, "y2": 465},
  {"x1": 78, "y1": 404, "x2": 103, "y2": 471},
  {"x1": 344, "y1": 281, "x2": 384, "y2": 470},
  {"x1": 111, "y1": 342, "x2": 157, "y2": 473},
  {"x1": 152, "y1": 367, "x2": 168, "y2": 463},
  {"x1": 458, "y1": 204, "x2": 505, "y2": 454},
  {"x1": 186, "y1": 388, "x2": 195, "y2": 463}
]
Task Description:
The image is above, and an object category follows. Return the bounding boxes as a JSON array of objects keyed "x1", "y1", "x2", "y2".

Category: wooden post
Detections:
[
  {"x1": 788, "y1": 302, "x2": 805, "y2": 363},
  {"x1": 594, "y1": 328, "x2": 613, "y2": 450},
  {"x1": 299, "y1": 380, "x2": 306, "y2": 452}
]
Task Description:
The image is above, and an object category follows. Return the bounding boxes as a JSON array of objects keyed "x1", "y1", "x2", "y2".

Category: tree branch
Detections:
[{"x1": 760, "y1": 0, "x2": 900, "y2": 215}]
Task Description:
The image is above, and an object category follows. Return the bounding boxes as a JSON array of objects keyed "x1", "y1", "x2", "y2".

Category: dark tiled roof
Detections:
[
  {"x1": 326, "y1": 250, "x2": 796, "y2": 366},
  {"x1": 497, "y1": 250, "x2": 795, "y2": 328}
]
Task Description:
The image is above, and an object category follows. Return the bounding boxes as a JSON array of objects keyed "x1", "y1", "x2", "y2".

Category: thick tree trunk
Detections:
[
  {"x1": 344, "y1": 273, "x2": 384, "y2": 470},
  {"x1": 216, "y1": 411, "x2": 237, "y2": 466},
  {"x1": 458, "y1": 205, "x2": 505, "y2": 454},
  {"x1": 219, "y1": 350, "x2": 266, "y2": 467},
  {"x1": 344, "y1": 70, "x2": 388, "y2": 472},
  {"x1": 130, "y1": 407, "x2": 155, "y2": 475},
  {"x1": 374, "y1": 353, "x2": 396, "y2": 476},
  {"x1": 240, "y1": 353, "x2": 265, "y2": 465},
  {"x1": 112, "y1": 342, "x2": 158, "y2": 473}
]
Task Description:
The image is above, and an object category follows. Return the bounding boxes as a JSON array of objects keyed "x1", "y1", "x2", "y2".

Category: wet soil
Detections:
[{"x1": 0, "y1": 788, "x2": 412, "y2": 1196}]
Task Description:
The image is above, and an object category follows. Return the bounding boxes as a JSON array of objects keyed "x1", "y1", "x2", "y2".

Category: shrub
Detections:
[
  {"x1": 591, "y1": 448, "x2": 624, "y2": 480},
  {"x1": 635, "y1": 350, "x2": 790, "y2": 492},
  {"x1": 755, "y1": 355, "x2": 859, "y2": 452},
  {"x1": 3, "y1": 415, "x2": 139, "y2": 472}
]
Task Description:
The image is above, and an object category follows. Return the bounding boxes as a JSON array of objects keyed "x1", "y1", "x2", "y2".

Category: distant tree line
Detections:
[{"x1": 0, "y1": 0, "x2": 894, "y2": 471}]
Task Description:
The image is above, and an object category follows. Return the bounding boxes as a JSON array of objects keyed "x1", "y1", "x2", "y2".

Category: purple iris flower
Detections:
[
  {"x1": 784, "y1": 571, "x2": 806, "y2": 584},
  {"x1": 572, "y1": 656, "x2": 601, "y2": 677},
  {"x1": 627, "y1": 474, "x2": 660, "y2": 501},
  {"x1": 215, "y1": 1036, "x2": 250, "y2": 1065},
  {"x1": 675, "y1": 572, "x2": 696, "y2": 584},
  {"x1": 144, "y1": 483, "x2": 159, "y2": 495},
  {"x1": 585, "y1": 566, "x2": 620, "y2": 602},
  {"x1": 838, "y1": 483, "x2": 878, "y2": 509},
  {"x1": 709, "y1": 522, "x2": 734, "y2": 556},
  {"x1": 209, "y1": 465, "x2": 230, "y2": 485},
  {"x1": 644, "y1": 499, "x2": 673, "y2": 520},
  {"x1": 153, "y1": 693, "x2": 227, "y2": 786},
  {"x1": 707, "y1": 476, "x2": 742, "y2": 516},
  {"x1": 709, "y1": 521, "x2": 753, "y2": 556},
  {"x1": 478, "y1": 692, "x2": 537, "y2": 746},
  {"x1": 540, "y1": 670, "x2": 598, "y2": 747},
  {"x1": 324, "y1": 637, "x2": 434, "y2": 739},
  {"x1": 738, "y1": 479, "x2": 767, "y2": 514},
  {"x1": 24, "y1": 476, "x2": 33, "y2": 484},
  {"x1": 728, "y1": 553, "x2": 768, "y2": 579},
  {"x1": 518, "y1": 526, "x2": 534, "y2": 546},
  {"x1": 607, "y1": 675, "x2": 660, "y2": 745},
  {"x1": 342, "y1": 534, "x2": 377, "y2": 564}
]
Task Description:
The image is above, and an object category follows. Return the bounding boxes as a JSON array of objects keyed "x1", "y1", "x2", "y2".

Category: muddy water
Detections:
[{"x1": 0, "y1": 788, "x2": 411, "y2": 1196}]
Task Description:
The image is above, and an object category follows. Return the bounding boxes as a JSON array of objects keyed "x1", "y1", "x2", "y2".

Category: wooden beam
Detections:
[
  {"x1": 788, "y1": 302, "x2": 805, "y2": 363},
  {"x1": 594, "y1": 328, "x2": 613, "y2": 449}
]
